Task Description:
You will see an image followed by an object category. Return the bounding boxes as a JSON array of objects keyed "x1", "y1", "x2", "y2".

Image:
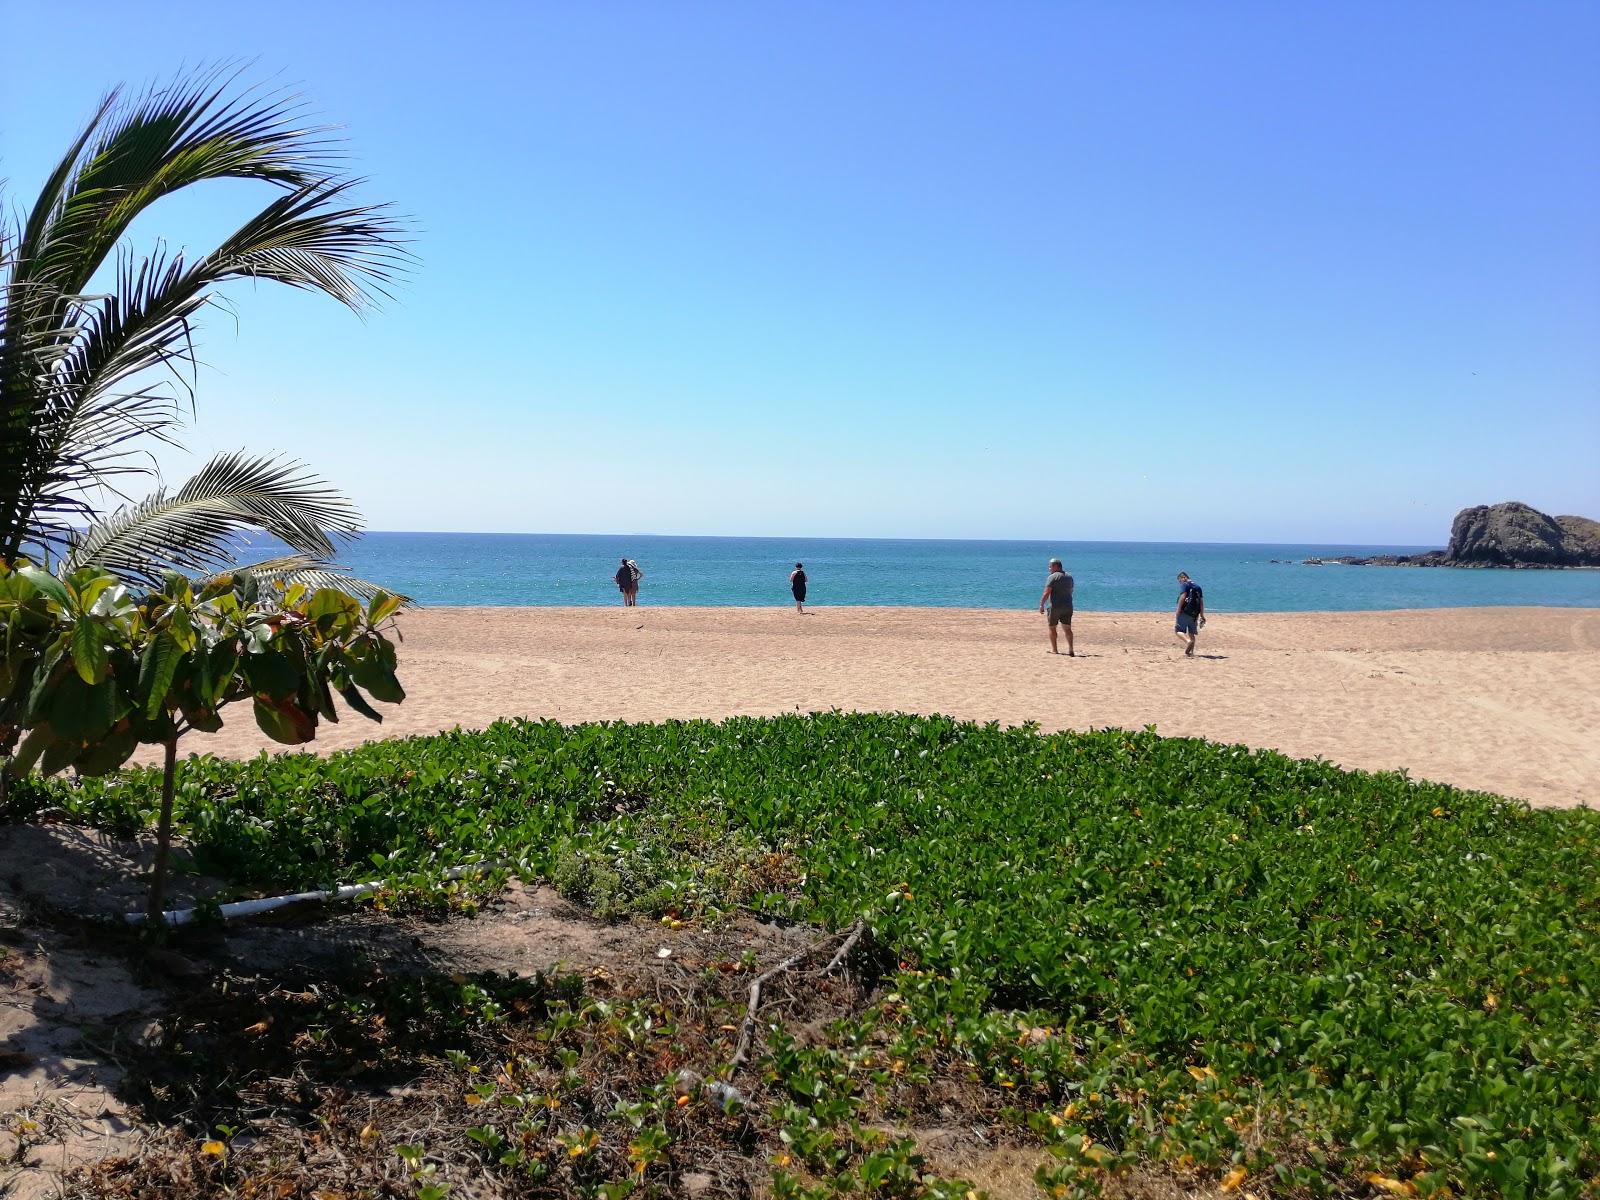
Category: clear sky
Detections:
[{"x1": 3, "y1": 2, "x2": 1597, "y2": 544}]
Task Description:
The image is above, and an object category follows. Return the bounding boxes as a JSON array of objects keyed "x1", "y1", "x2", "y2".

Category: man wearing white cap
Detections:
[{"x1": 1037, "y1": 558, "x2": 1075, "y2": 656}]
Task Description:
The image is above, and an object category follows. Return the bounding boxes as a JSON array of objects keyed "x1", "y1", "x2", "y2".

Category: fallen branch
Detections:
[
  {"x1": 123, "y1": 859, "x2": 508, "y2": 927},
  {"x1": 819, "y1": 916, "x2": 868, "y2": 976},
  {"x1": 731, "y1": 918, "x2": 867, "y2": 1070}
]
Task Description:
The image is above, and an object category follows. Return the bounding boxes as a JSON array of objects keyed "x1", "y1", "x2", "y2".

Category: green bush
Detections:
[{"x1": 23, "y1": 713, "x2": 1600, "y2": 1196}]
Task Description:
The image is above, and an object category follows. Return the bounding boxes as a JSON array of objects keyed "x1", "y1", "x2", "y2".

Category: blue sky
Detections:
[{"x1": 3, "y1": 2, "x2": 1596, "y2": 543}]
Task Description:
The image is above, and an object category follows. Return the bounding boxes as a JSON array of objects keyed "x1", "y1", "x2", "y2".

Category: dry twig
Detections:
[
  {"x1": 730, "y1": 918, "x2": 867, "y2": 1070},
  {"x1": 819, "y1": 917, "x2": 868, "y2": 976}
]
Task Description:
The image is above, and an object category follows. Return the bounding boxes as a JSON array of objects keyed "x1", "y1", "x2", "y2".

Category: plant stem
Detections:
[{"x1": 146, "y1": 736, "x2": 179, "y2": 924}]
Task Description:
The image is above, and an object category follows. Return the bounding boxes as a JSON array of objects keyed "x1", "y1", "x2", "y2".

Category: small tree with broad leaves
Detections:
[{"x1": 0, "y1": 559, "x2": 404, "y2": 921}]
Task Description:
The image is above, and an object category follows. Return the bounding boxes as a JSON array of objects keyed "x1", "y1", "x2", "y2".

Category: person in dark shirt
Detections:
[
  {"x1": 1174, "y1": 572, "x2": 1205, "y2": 657},
  {"x1": 615, "y1": 558, "x2": 641, "y2": 606},
  {"x1": 1037, "y1": 558, "x2": 1075, "y2": 655},
  {"x1": 790, "y1": 563, "x2": 808, "y2": 613}
]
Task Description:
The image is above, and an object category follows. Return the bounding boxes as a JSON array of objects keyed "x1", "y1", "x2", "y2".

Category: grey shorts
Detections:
[
  {"x1": 1175, "y1": 612, "x2": 1199, "y2": 635},
  {"x1": 1048, "y1": 606, "x2": 1073, "y2": 627}
]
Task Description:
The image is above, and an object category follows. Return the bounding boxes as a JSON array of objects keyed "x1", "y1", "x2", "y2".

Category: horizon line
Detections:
[{"x1": 342, "y1": 530, "x2": 1443, "y2": 551}]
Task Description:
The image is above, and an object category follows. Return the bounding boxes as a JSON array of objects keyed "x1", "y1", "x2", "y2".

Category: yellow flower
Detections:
[
  {"x1": 201, "y1": 1140, "x2": 225, "y2": 1156},
  {"x1": 1364, "y1": 1174, "x2": 1418, "y2": 1196},
  {"x1": 1220, "y1": 1166, "x2": 1247, "y2": 1191}
]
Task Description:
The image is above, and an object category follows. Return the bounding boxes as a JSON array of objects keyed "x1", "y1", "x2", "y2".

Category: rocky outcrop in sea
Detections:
[{"x1": 1300, "y1": 502, "x2": 1600, "y2": 569}]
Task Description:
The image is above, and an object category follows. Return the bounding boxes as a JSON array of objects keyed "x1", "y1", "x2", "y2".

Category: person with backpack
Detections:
[
  {"x1": 1174, "y1": 571, "x2": 1205, "y2": 657},
  {"x1": 790, "y1": 562, "x2": 808, "y2": 613},
  {"x1": 615, "y1": 558, "x2": 642, "y2": 606}
]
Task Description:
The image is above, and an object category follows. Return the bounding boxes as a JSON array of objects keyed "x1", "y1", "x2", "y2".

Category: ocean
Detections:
[{"x1": 285, "y1": 533, "x2": 1600, "y2": 612}]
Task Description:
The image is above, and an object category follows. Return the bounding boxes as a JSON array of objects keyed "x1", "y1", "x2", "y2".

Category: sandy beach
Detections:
[{"x1": 140, "y1": 606, "x2": 1600, "y2": 809}]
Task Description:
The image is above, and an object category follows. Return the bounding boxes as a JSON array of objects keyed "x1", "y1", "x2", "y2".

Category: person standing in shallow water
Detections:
[
  {"x1": 790, "y1": 562, "x2": 808, "y2": 613},
  {"x1": 1038, "y1": 558, "x2": 1075, "y2": 655},
  {"x1": 615, "y1": 558, "x2": 641, "y2": 606}
]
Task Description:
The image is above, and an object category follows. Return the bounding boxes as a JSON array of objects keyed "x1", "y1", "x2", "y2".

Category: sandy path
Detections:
[{"x1": 140, "y1": 606, "x2": 1599, "y2": 809}]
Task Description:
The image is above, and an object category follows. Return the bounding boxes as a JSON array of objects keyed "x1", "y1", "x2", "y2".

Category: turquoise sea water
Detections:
[{"x1": 299, "y1": 533, "x2": 1600, "y2": 611}]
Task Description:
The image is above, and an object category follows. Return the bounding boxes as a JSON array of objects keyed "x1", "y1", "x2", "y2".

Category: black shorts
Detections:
[{"x1": 1048, "y1": 606, "x2": 1072, "y2": 627}]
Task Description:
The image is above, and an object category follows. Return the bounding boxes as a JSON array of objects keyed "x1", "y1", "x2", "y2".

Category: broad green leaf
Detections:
[
  {"x1": 73, "y1": 726, "x2": 141, "y2": 776},
  {"x1": 167, "y1": 605, "x2": 197, "y2": 651},
  {"x1": 243, "y1": 649, "x2": 299, "y2": 702},
  {"x1": 51, "y1": 674, "x2": 118, "y2": 742},
  {"x1": 24, "y1": 658, "x2": 65, "y2": 724},
  {"x1": 337, "y1": 683, "x2": 384, "y2": 723},
  {"x1": 10, "y1": 723, "x2": 57, "y2": 774},
  {"x1": 138, "y1": 632, "x2": 182, "y2": 719},
  {"x1": 252, "y1": 695, "x2": 315, "y2": 744},
  {"x1": 178, "y1": 697, "x2": 224, "y2": 733},
  {"x1": 39, "y1": 732, "x2": 83, "y2": 776},
  {"x1": 198, "y1": 640, "x2": 240, "y2": 706},
  {"x1": 349, "y1": 651, "x2": 404, "y2": 703},
  {"x1": 17, "y1": 567, "x2": 72, "y2": 610},
  {"x1": 305, "y1": 588, "x2": 360, "y2": 633},
  {"x1": 367, "y1": 589, "x2": 404, "y2": 625},
  {"x1": 90, "y1": 584, "x2": 132, "y2": 617},
  {"x1": 70, "y1": 616, "x2": 110, "y2": 684},
  {"x1": 313, "y1": 678, "x2": 339, "y2": 722}
]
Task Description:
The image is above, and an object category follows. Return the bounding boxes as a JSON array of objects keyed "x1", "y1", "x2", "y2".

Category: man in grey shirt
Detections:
[{"x1": 1037, "y1": 557, "x2": 1075, "y2": 656}]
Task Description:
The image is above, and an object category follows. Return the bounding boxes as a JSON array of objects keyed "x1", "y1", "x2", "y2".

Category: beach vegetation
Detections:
[
  {"x1": 17, "y1": 712, "x2": 1600, "y2": 1197},
  {"x1": 0, "y1": 70, "x2": 406, "y2": 640},
  {"x1": 0, "y1": 557, "x2": 403, "y2": 918}
]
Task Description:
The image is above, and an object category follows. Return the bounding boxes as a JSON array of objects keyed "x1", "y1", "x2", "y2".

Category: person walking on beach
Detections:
[
  {"x1": 790, "y1": 563, "x2": 808, "y2": 613},
  {"x1": 1174, "y1": 571, "x2": 1205, "y2": 657},
  {"x1": 615, "y1": 558, "x2": 642, "y2": 606},
  {"x1": 1038, "y1": 558, "x2": 1075, "y2": 655}
]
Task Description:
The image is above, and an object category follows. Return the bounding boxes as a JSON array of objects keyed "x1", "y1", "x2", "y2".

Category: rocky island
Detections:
[{"x1": 1302, "y1": 501, "x2": 1600, "y2": 569}]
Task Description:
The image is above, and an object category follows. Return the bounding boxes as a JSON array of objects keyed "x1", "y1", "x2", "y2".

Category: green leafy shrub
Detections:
[{"x1": 25, "y1": 712, "x2": 1600, "y2": 1196}]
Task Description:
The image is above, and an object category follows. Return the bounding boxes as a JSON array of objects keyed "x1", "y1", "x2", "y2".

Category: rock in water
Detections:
[
  {"x1": 1446, "y1": 502, "x2": 1600, "y2": 568},
  {"x1": 1555, "y1": 514, "x2": 1600, "y2": 563}
]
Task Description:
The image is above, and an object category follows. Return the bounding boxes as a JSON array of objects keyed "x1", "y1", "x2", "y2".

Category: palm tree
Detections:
[{"x1": 0, "y1": 68, "x2": 408, "y2": 578}]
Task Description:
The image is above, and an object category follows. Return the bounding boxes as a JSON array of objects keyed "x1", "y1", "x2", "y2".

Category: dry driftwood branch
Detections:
[
  {"x1": 730, "y1": 918, "x2": 868, "y2": 1069},
  {"x1": 819, "y1": 916, "x2": 868, "y2": 976}
]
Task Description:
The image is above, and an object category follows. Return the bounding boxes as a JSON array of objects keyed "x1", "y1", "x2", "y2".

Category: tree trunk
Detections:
[{"x1": 146, "y1": 737, "x2": 179, "y2": 925}]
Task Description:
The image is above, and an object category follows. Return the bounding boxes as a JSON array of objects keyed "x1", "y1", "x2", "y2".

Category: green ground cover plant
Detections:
[{"x1": 15, "y1": 713, "x2": 1600, "y2": 1198}]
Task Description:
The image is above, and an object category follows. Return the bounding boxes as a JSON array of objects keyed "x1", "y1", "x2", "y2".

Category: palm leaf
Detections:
[
  {"x1": 0, "y1": 68, "x2": 409, "y2": 560},
  {"x1": 65, "y1": 451, "x2": 363, "y2": 587},
  {"x1": 8, "y1": 68, "x2": 337, "y2": 309},
  {"x1": 208, "y1": 554, "x2": 413, "y2": 609}
]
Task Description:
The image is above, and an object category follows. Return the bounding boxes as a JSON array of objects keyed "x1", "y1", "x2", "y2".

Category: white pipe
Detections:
[{"x1": 124, "y1": 860, "x2": 506, "y2": 926}]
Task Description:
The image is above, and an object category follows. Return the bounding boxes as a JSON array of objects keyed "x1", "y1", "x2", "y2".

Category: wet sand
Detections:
[{"x1": 144, "y1": 606, "x2": 1600, "y2": 809}]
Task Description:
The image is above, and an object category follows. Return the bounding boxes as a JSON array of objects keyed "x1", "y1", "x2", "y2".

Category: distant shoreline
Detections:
[
  {"x1": 281, "y1": 532, "x2": 1600, "y2": 609},
  {"x1": 398, "y1": 602, "x2": 1600, "y2": 615}
]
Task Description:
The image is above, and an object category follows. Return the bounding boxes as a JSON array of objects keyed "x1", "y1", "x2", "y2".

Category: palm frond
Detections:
[
  {"x1": 207, "y1": 554, "x2": 413, "y2": 609},
  {"x1": 65, "y1": 451, "x2": 363, "y2": 587},
  {"x1": 8, "y1": 67, "x2": 337, "y2": 308},
  {"x1": 0, "y1": 68, "x2": 409, "y2": 560}
]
